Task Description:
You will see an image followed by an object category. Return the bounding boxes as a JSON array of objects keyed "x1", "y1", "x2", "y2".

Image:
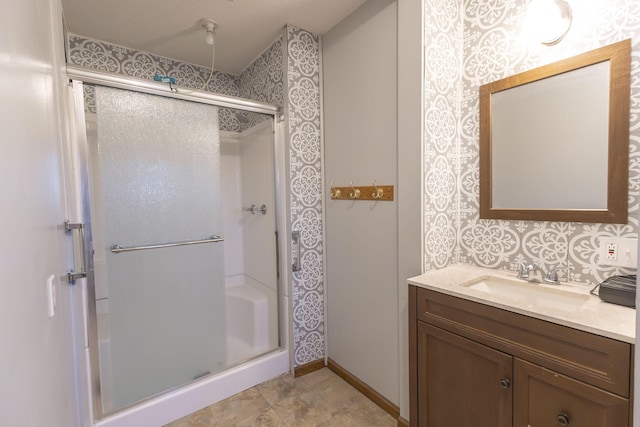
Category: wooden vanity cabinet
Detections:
[
  {"x1": 409, "y1": 285, "x2": 634, "y2": 427},
  {"x1": 417, "y1": 323, "x2": 513, "y2": 426}
]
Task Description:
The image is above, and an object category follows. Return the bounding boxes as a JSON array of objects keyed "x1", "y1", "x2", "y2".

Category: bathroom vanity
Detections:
[{"x1": 408, "y1": 265, "x2": 635, "y2": 427}]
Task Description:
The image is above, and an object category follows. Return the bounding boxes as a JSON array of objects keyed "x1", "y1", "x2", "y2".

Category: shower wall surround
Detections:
[
  {"x1": 67, "y1": 26, "x2": 324, "y2": 368},
  {"x1": 423, "y1": 0, "x2": 640, "y2": 285}
]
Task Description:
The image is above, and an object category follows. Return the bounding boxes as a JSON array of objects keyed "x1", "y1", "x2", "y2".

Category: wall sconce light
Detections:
[{"x1": 524, "y1": 0, "x2": 572, "y2": 46}]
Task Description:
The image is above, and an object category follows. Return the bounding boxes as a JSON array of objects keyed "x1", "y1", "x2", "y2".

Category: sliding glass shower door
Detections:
[{"x1": 90, "y1": 86, "x2": 226, "y2": 413}]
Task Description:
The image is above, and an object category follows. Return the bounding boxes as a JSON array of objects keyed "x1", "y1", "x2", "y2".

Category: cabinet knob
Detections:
[
  {"x1": 556, "y1": 413, "x2": 570, "y2": 426},
  {"x1": 499, "y1": 378, "x2": 511, "y2": 389}
]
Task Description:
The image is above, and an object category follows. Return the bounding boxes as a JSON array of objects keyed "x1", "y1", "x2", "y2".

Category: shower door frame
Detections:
[{"x1": 66, "y1": 66, "x2": 291, "y2": 422}]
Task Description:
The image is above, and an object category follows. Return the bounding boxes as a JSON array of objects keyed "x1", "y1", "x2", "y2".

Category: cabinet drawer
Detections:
[
  {"x1": 415, "y1": 287, "x2": 632, "y2": 397},
  {"x1": 514, "y1": 358, "x2": 629, "y2": 427}
]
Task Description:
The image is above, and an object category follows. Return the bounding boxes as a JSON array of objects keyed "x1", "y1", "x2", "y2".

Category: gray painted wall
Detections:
[
  {"x1": 323, "y1": 0, "x2": 399, "y2": 404},
  {"x1": 397, "y1": 0, "x2": 423, "y2": 419}
]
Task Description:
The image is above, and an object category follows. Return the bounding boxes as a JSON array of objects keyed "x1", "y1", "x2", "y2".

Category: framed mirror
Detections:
[{"x1": 479, "y1": 39, "x2": 631, "y2": 223}]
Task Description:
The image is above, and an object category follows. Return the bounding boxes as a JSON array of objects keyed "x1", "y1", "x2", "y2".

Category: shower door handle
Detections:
[
  {"x1": 292, "y1": 230, "x2": 301, "y2": 272},
  {"x1": 111, "y1": 235, "x2": 224, "y2": 253},
  {"x1": 244, "y1": 204, "x2": 267, "y2": 215},
  {"x1": 63, "y1": 220, "x2": 88, "y2": 285}
]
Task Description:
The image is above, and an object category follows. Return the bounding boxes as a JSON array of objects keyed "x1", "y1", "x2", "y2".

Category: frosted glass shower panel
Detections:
[
  {"x1": 94, "y1": 86, "x2": 226, "y2": 412},
  {"x1": 96, "y1": 88, "x2": 223, "y2": 243}
]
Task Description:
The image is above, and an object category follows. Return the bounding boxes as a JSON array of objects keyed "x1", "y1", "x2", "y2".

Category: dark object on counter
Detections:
[{"x1": 591, "y1": 275, "x2": 636, "y2": 308}]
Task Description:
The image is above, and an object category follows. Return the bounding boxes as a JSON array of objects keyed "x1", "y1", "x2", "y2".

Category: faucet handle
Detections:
[
  {"x1": 544, "y1": 265, "x2": 569, "y2": 284},
  {"x1": 511, "y1": 262, "x2": 529, "y2": 279}
]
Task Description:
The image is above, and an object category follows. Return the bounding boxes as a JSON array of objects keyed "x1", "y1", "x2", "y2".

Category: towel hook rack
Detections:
[
  {"x1": 349, "y1": 181, "x2": 361, "y2": 199},
  {"x1": 329, "y1": 182, "x2": 394, "y2": 201},
  {"x1": 372, "y1": 180, "x2": 384, "y2": 199},
  {"x1": 330, "y1": 182, "x2": 341, "y2": 199}
]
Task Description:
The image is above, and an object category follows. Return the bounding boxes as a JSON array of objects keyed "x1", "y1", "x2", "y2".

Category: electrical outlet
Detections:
[{"x1": 599, "y1": 237, "x2": 638, "y2": 268}]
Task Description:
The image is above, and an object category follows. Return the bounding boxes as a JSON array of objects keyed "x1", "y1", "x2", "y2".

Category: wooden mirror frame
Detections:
[{"x1": 479, "y1": 39, "x2": 631, "y2": 224}]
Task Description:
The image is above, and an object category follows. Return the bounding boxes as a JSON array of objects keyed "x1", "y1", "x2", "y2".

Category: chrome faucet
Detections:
[
  {"x1": 515, "y1": 262, "x2": 539, "y2": 281},
  {"x1": 543, "y1": 265, "x2": 569, "y2": 285},
  {"x1": 514, "y1": 261, "x2": 570, "y2": 284}
]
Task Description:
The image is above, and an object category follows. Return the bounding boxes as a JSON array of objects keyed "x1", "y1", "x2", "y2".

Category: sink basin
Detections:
[{"x1": 461, "y1": 275, "x2": 590, "y2": 311}]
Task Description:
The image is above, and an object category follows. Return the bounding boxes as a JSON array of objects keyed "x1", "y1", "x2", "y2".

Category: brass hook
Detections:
[
  {"x1": 330, "y1": 182, "x2": 341, "y2": 198},
  {"x1": 349, "y1": 181, "x2": 360, "y2": 199},
  {"x1": 372, "y1": 180, "x2": 384, "y2": 199}
]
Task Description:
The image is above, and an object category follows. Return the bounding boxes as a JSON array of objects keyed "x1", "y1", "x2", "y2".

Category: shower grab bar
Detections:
[{"x1": 111, "y1": 235, "x2": 223, "y2": 254}]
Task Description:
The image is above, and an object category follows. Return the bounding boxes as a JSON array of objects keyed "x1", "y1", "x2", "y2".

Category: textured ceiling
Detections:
[{"x1": 61, "y1": 0, "x2": 367, "y2": 75}]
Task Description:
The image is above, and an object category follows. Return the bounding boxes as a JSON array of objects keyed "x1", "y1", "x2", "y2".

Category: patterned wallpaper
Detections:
[
  {"x1": 68, "y1": 34, "x2": 245, "y2": 131},
  {"x1": 423, "y1": 0, "x2": 463, "y2": 271},
  {"x1": 285, "y1": 25, "x2": 325, "y2": 367},
  {"x1": 66, "y1": 29, "x2": 324, "y2": 368},
  {"x1": 238, "y1": 36, "x2": 285, "y2": 131},
  {"x1": 240, "y1": 37, "x2": 285, "y2": 107},
  {"x1": 424, "y1": 0, "x2": 640, "y2": 286}
]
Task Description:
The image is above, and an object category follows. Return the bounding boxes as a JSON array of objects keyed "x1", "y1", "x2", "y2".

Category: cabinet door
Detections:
[
  {"x1": 514, "y1": 358, "x2": 629, "y2": 427},
  {"x1": 417, "y1": 322, "x2": 513, "y2": 427}
]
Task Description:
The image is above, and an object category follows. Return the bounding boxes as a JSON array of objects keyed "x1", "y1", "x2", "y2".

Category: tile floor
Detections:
[{"x1": 164, "y1": 368, "x2": 397, "y2": 427}]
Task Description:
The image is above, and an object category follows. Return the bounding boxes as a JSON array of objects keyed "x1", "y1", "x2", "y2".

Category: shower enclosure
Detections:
[{"x1": 66, "y1": 69, "x2": 289, "y2": 424}]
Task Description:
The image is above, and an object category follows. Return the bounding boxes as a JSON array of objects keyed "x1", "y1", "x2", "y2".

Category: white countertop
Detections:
[{"x1": 408, "y1": 264, "x2": 636, "y2": 344}]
